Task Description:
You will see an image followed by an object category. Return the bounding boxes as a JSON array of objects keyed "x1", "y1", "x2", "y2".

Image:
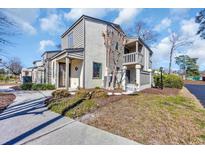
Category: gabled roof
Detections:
[
  {"x1": 32, "y1": 60, "x2": 41, "y2": 64},
  {"x1": 41, "y1": 50, "x2": 61, "y2": 57},
  {"x1": 50, "y1": 48, "x2": 84, "y2": 60},
  {"x1": 61, "y1": 15, "x2": 125, "y2": 38}
]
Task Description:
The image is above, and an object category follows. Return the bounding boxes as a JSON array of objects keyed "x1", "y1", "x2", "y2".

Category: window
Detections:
[
  {"x1": 93, "y1": 62, "x2": 102, "y2": 79},
  {"x1": 115, "y1": 42, "x2": 118, "y2": 50},
  {"x1": 68, "y1": 33, "x2": 73, "y2": 48}
]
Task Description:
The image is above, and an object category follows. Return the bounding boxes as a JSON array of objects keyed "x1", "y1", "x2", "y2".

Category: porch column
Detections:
[
  {"x1": 135, "y1": 64, "x2": 141, "y2": 89},
  {"x1": 136, "y1": 41, "x2": 138, "y2": 52},
  {"x1": 122, "y1": 66, "x2": 127, "y2": 91},
  {"x1": 105, "y1": 67, "x2": 109, "y2": 89},
  {"x1": 56, "y1": 61, "x2": 59, "y2": 88},
  {"x1": 65, "y1": 57, "x2": 70, "y2": 90}
]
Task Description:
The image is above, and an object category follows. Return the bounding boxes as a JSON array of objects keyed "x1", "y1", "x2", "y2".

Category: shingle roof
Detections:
[
  {"x1": 41, "y1": 50, "x2": 61, "y2": 57},
  {"x1": 61, "y1": 15, "x2": 125, "y2": 38}
]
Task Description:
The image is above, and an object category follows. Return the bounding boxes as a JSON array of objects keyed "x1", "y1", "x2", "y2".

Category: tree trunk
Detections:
[
  {"x1": 110, "y1": 66, "x2": 117, "y2": 90},
  {"x1": 168, "y1": 48, "x2": 174, "y2": 74}
]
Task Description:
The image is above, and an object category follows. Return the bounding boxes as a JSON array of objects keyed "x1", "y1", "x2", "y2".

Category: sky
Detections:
[{"x1": 1, "y1": 8, "x2": 205, "y2": 71}]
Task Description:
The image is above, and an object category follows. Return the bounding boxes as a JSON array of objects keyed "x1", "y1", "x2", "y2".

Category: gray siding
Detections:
[
  {"x1": 140, "y1": 71, "x2": 150, "y2": 85},
  {"x1": 61, "y1": 19, "x2": 84, "y2": 50},
  {"x1": 84, "y1": 19, "x2": 107, "y2": 88}
]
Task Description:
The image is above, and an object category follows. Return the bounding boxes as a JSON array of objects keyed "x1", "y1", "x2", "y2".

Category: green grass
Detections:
[
  {"x1": 48, "y1": 95, "x2": 99, "y2": 118},
  {"x1": 65, "y1": 99, "x2": 99, "y2": 118}
]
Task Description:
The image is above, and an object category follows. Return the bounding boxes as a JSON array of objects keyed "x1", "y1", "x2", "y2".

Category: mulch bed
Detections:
[
  {"x1": 0, "y1": 93, "x2": 16, "y2": 111},
  {"x1": 141, "y1": 88, "x2": 180, "y2": 96}
]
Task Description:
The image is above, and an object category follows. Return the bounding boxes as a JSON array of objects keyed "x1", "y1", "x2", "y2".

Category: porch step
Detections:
[{"x1": 125, "y1": 84, "x2": 139, "y2": 92}]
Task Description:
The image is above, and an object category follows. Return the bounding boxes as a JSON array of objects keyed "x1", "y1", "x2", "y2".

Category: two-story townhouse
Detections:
[{"x1": 25, "y1": 15, "x2": 153, "y2": 92}]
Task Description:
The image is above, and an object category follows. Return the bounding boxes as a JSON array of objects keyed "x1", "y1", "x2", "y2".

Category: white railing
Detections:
[{"x1": 123, "y1": 52, "x2": 143, "y2": 65}]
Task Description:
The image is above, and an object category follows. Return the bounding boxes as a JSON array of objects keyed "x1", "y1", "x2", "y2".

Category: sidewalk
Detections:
[{"x1": 0, "y1": 90, "x2": 138, "y2": 145}]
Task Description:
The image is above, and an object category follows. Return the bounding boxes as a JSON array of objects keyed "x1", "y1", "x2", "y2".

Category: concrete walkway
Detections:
[{"x1": 0, "y1": 90, "x2": 137, "y2": 145}]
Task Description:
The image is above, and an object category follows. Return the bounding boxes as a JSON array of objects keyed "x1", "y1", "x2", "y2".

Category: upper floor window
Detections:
[
  {"x1": 68, "y1": 33, "x2": 73, "y2": 48},
  {"x1": 93, "y1": 62, "x2": 102, "y2": 79},
  {"x1": 115, "y1": 42, "x2": 118, "y2": 50}
]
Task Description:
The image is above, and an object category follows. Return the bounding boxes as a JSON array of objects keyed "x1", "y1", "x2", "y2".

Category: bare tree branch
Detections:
[
  {"x1": 0, "y1": 57, "x2": 23, "y2": 76},
  {"x1": 127, "y1": 21, "x2": 158, "y2": 45},
  {"x1": 168, "y1": 32, "x2": 193, "y2": 74},
  {"x1": 0, "y1": 9, "x2": 19, "y2": 52}
]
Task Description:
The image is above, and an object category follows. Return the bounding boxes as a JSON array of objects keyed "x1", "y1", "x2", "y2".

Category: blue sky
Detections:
[{"x1": 1, "y1": 8, "x2": 205, "y2": 71}]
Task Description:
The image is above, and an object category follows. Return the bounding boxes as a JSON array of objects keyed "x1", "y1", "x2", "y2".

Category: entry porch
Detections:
[{"x1": 51, "y1": 48, "x2": 84, "y2": 90}]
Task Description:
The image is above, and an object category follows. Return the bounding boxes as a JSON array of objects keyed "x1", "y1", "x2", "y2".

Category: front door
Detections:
[
  {"x1": 59, "y1": 63, "x2": 66, "y2": 87},
  {"x1": 126, "y1": 70, "x2": 131, "y2": 83}
]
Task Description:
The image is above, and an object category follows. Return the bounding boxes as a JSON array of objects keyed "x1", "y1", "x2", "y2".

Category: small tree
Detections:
[
  {"x1": 175, "y1": 55, "x2": 199, "y2": 78},
  {"x1": 1, "y1": 57, "x2": 23, "y2": 76},
  {"x1": 102, "y1": 28, "x2": 126, "y2": 89},
  {"x1": 195, "y1": 9, "x2": 205, "y2": 39},
  {"x1": 168, "y1": 32, "x2": 192, "y2": 74}
]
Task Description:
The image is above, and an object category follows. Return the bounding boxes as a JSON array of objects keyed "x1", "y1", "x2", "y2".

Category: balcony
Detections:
[{"x1": 123, "y1": 52, "x2": 143, "y2": 65}]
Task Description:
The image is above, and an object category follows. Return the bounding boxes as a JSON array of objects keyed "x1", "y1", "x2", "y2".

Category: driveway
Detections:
[
  {"x1": 0, "y1": 90, "x2": 137, "y2": 145},
  {"x1": 185, "y1": 84, "x2": 205, "y2": 107}
]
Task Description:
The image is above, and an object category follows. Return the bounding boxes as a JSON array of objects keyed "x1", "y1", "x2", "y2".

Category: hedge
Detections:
[
  {"x1": 20, "y1": 83, "x2": 55, "y2": 90},
  {"x1": 153, "y1": 74, "x2": 183, "y2": 89}
]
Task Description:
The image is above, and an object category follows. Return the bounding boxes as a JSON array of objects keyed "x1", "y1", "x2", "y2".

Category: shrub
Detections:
[
  {"x1": 20, "y1": 83, "x2": 55, "y2": 90},
  {"x1": 154, "y1": 74, "x2": 183, "y2": 89},
  {"x1": 91, "y1": 89, "x2": 108, "y2": 99},
  {"x1": 76, "y1": 89, "x2": 90, "y2": 98},
  {"x1": 51, "y1": 89, "x2": 70, "y2": 99},
  {"x1": 31, "y1": 83, "x2": 55, "y2": 90},
  {"x1": 45, "y1": 84, "x2": 55, "y2": 90},
  {"x1": 20, "y1": 83, "x2": 33, "y2": 90}
]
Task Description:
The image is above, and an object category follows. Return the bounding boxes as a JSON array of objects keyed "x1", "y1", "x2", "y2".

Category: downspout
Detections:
[{"x1": 83, "y1": 18, "x2": 86, "y2": 88}]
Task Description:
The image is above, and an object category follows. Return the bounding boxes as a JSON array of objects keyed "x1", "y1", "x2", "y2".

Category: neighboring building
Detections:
[
  {"x1": 20, "y1": 67, "x2": 33, "y2": 84},
  {"x1": 32, "y1": 60, "x2": 44, "y2": 84},
  {"x1": 23, "y1": 15, "x2": 153, "y2": 92}
]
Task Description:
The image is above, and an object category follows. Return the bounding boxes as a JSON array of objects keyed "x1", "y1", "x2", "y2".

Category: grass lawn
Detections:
[
  {"x1": 47, "y1": 88, "x2": 205, "y2": 144},
  {"x1": 86, "y1": 93, "x2": 205, "y2": 144}
]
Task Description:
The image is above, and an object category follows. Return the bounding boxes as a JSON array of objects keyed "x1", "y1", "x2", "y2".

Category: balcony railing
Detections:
[{"x1": 123, "y1": 52, "x2": 143, "y2": 65}]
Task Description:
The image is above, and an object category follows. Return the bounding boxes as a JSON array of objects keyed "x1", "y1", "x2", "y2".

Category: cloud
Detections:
[
  {"x1": 180, "y1": 18, "x2": 205, "y2": 70},
  {"x1": 113, "y1": 8, "x2": 142, "y2": 25},
  {"x1": 152, "y1": 17, "x2": 205, "y2": 70},
  {"x1": 154, "y1": 18, "x2": 172, "y2": 32},
  {"x1": 186, "y1": 38, "x2": 205, "y2": 69},
  {"x1": 2, "y1": 9, "x2": 39, "y2": 35},
  {"x1": 151, "y1": 36, "x2": 172, "y2": 69},
  {"x1": 64, "y1": 8, "x2": 112, "y2": 21},
  {"x1": 170, "y1": 8, "x2": 190, "y2": 16},
  {"x1": 40, "y1": 14, "x2": 65, "y2": 34},
  {"x1": 180, "y1": 18, "x2": 199, "y2": 37},
  {"x1": 39, "y1": 40, "x2": 55, "y2": 52}
]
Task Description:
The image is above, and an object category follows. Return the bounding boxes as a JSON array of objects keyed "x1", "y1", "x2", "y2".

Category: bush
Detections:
[
  {"x1": 91, "y1": 89, "x2": 108, "y2": 99},
  {"x1": 76, "y1": 89, "x2": 90, "y2": 98},
  {"x1": 20, "y1": 83, "x2": 55, "y2": 90},
  {"x1": 20, "y1": 83, "x2": 33, "y2": 90},
  {"x1": 51, "y1": 89, "x2": 70, "y2": 99},
  {"x1": 31, "y1": 83, "x2": 55, "y2": 90},
  {"x1": 154, "y1": 74, "x2": 183, "y2": 89}
]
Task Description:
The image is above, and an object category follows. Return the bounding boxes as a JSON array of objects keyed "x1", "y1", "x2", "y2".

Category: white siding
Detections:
[
  {"x1": 70, "y1": 59, "x2": 83, "y2": 88},
  {"x1": 61, "y1": 19, "x2": 84, "y2": 50}
]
